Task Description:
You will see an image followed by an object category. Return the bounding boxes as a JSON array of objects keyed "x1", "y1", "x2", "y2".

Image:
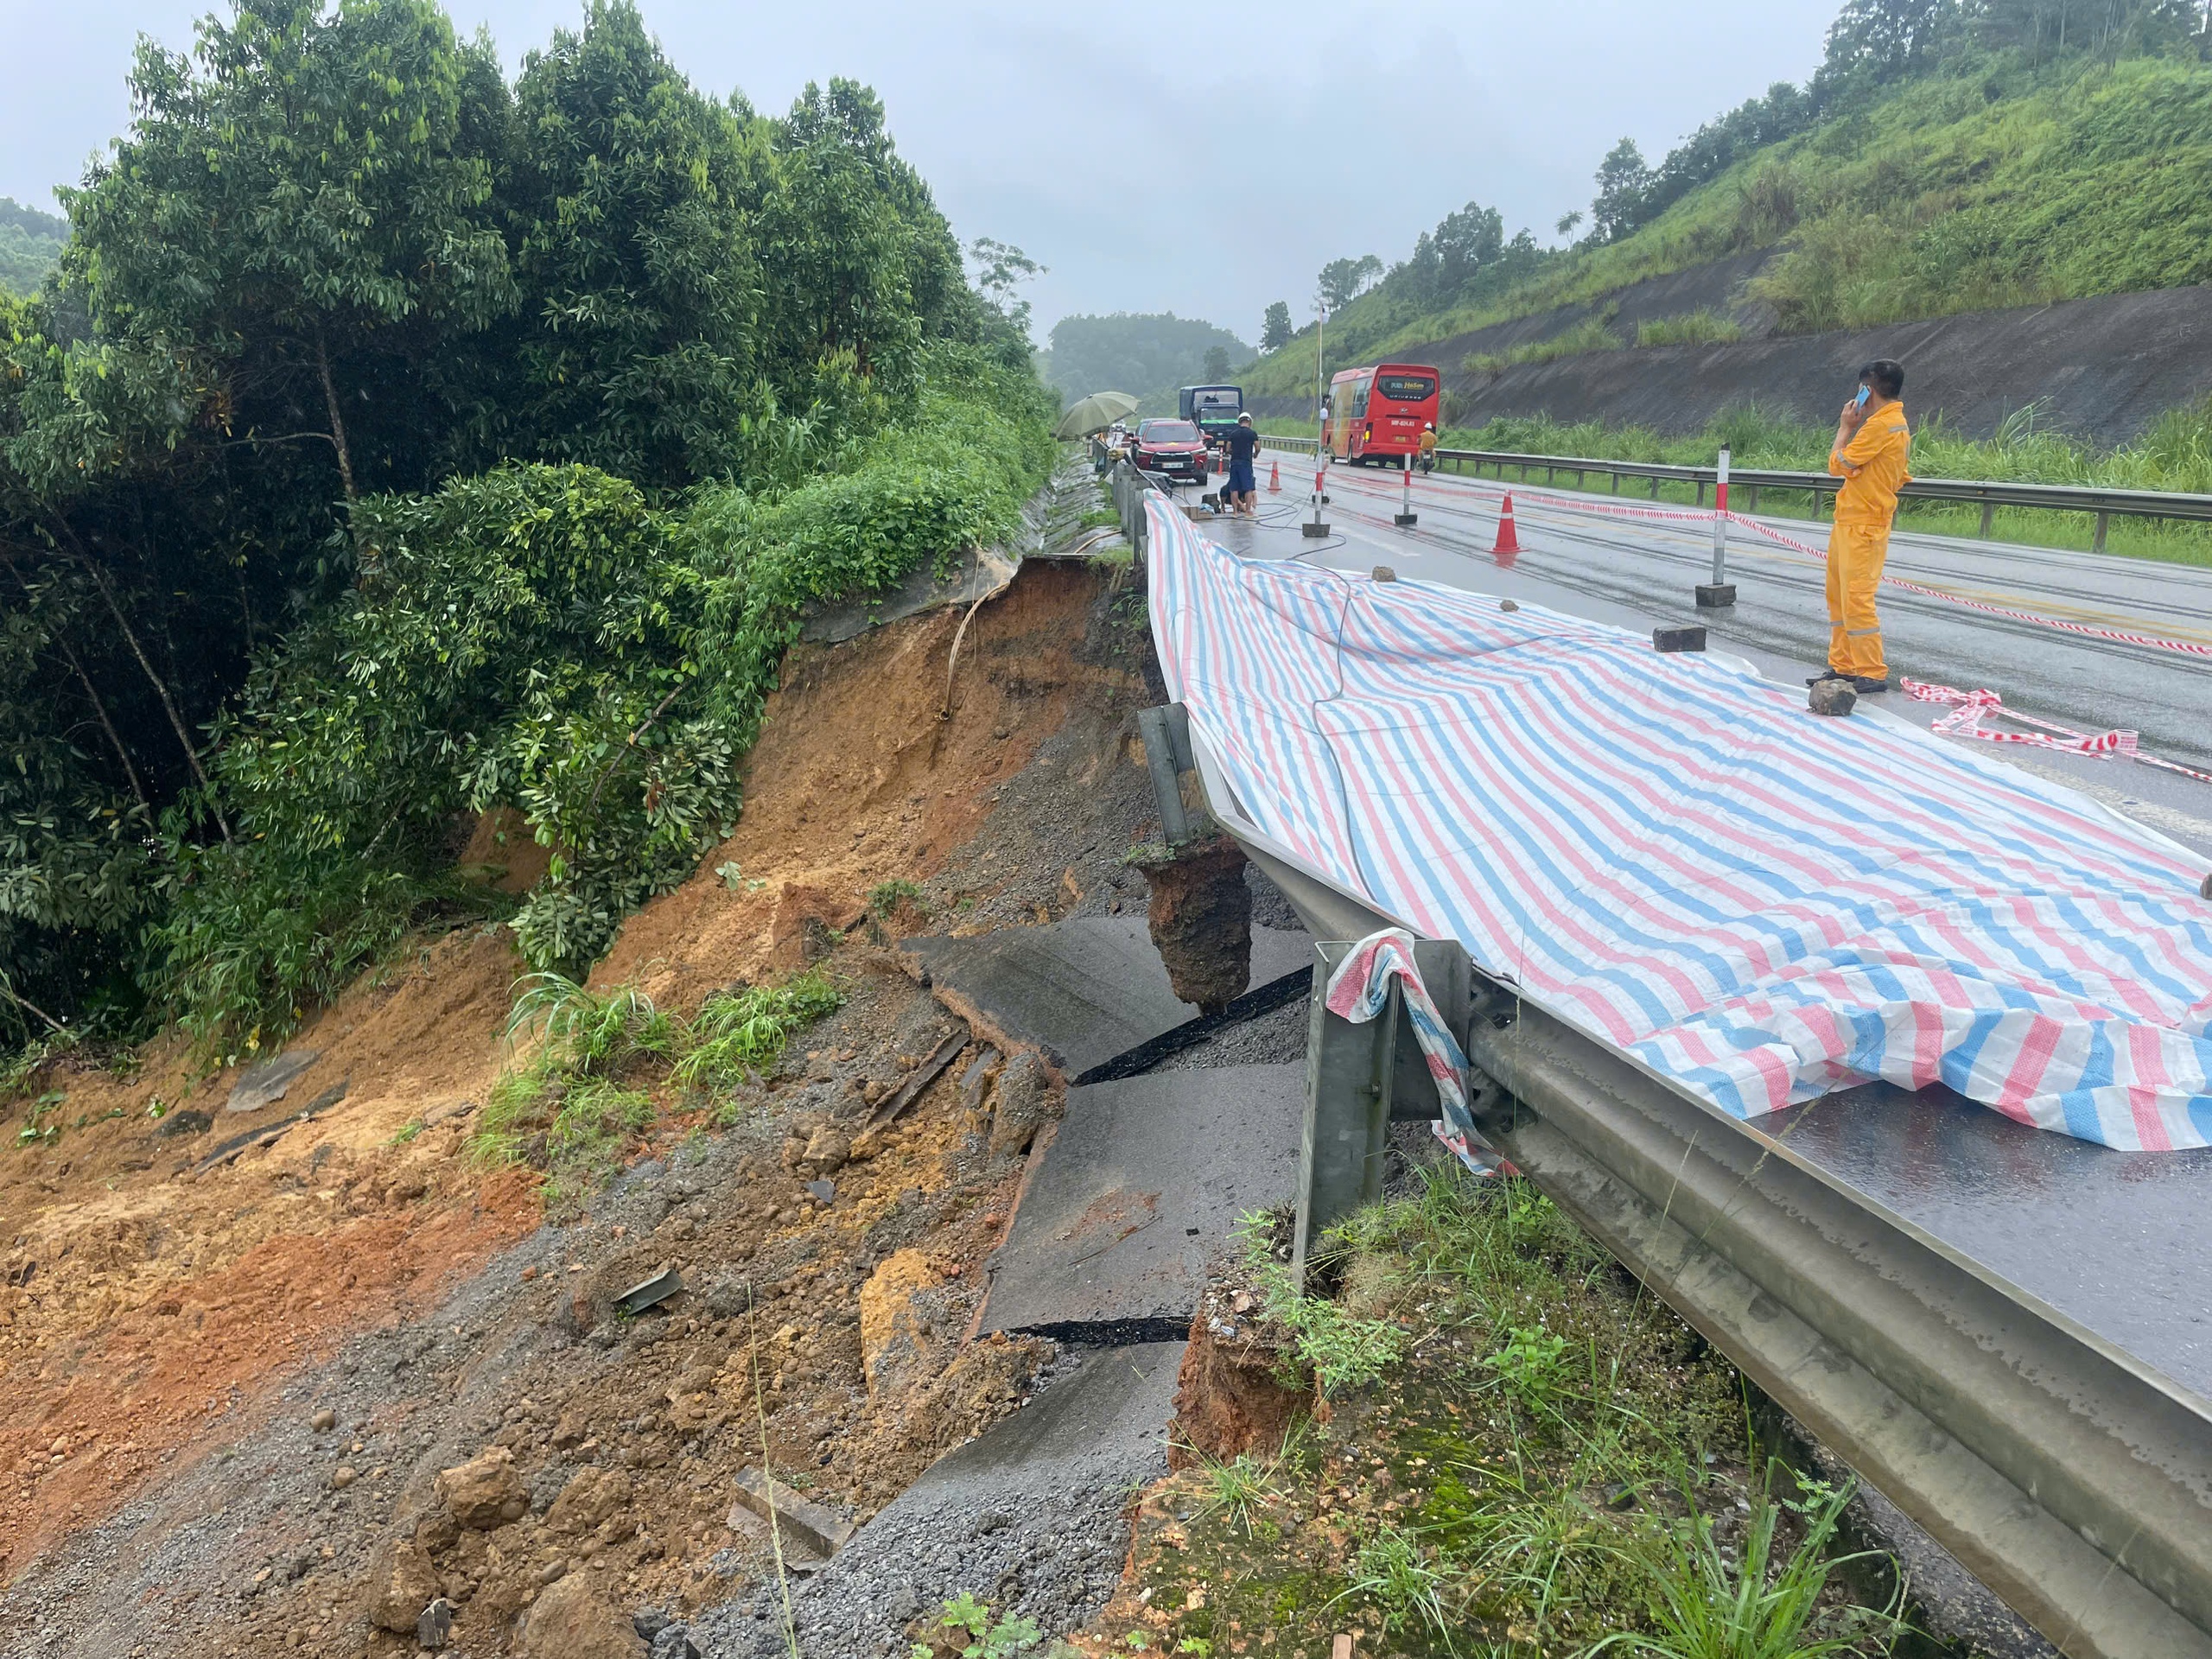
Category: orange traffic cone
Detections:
[
  {"x1": 1268, "y1": 460, "x2": 1281, "y2": 493},
  {"x1": 1494, "y1": 493, "x2": 1521, "y2": 554}
]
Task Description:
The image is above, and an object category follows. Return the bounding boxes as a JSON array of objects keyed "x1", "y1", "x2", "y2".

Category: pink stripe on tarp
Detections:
[{"x1": 1143, "y1": 496, "x2": 2212, "y2": 1151}]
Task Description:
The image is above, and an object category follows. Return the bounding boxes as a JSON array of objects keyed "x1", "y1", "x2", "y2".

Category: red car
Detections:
[{"x1": 1129, "y1": 418, "x2": 1209, "y2": 486}]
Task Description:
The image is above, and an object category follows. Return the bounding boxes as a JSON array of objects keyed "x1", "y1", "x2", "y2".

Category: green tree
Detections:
[
  {"x1": 1318, "y1": 253, "x2": 1383, "y2": 309},
  {"x1": 501, "y1": 0, "x2": 770, "y2": 488},
  {"x1": 758, "y1": 78, "x2": 964, "y2": 393},
  {"x1": 1039, "y1": 312, "x2": 1248, "y2": 402},
  {"x1": 1202, "y1": 345, "x2": 1232, "y2": 381},
  {"x1": 63, "y1": 0, "x2": 515, "y2": 501},
  {"x1": 0, "y1": 199, "x2": 68, "y2": 298},
  {"x1": 967, "y1": 236, "x2": 1045, "y2": 366},
  {"x1": 1397, "y1": 201, "x2": 1506, "y2": 306},
  {"x1": 1816, "y1": 0, "x2": 1962, "y2": 94},
  {"x1": 1261, "y1": 300, "x2": 1293, "y2": 351},
  {"x1": 1590, "y1": 138, "x2": 1653, "y2": 242}
]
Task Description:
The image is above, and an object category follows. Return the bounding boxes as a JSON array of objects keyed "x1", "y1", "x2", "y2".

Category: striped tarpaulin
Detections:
[{"x1": 1144, "y1": 497, "x2": 2212, "y2": 1149}]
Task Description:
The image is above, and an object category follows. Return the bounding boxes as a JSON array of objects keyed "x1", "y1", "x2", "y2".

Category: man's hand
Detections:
[{"x1": 1838, "y1": 397, "x2": 1868, "y2": 435}]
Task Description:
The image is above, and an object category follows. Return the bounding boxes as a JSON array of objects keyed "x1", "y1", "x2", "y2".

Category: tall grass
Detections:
[
  {"x1": 1587, "y1": 1465, "x2": 1902, "y2": 1659},
  {"x1": 1635, "y1": 310, "x2": 1745, "y2": 349},
  {"x1": 472, "y1": 968, "x2": 843, "y2": 1206},
  {"x1": 1465, "y1": 315, "x2": 1625, "y2": 378}
]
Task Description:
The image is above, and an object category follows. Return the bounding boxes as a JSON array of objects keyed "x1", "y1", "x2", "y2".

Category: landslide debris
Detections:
[{"x1": 0, "y1": 551, "x2": 1162, "y2": 1659}]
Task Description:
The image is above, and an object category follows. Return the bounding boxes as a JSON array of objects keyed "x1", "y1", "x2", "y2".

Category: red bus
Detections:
[{"x1": 1324, "y1": 362, "x2": 1442, "y2": 463}]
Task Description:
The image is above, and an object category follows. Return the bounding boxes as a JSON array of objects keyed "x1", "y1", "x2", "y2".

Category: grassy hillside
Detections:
[
  {"x1": 1244, "y1": 42, "x2": 2212, "y2": 404},
  {"x1": 0, "y1": 198, "x2": 67, "y2": 296}
]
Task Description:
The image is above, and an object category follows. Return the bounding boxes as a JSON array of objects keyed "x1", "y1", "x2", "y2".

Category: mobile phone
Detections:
[{"x1": 1853, "y1": 385, "x2": 1871, "y2": 409}]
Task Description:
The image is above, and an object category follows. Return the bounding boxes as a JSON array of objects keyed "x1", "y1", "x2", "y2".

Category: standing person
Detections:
[
  {"x1": 1225, "y1": 411, "x2": 1262, "y2": 516},
  {"x1": 1418, "y1": 422, "x2": 1439, "y2": 474},
  {"x1": 1810, "y1": 359, "x2": 1910, "y2": 693}
]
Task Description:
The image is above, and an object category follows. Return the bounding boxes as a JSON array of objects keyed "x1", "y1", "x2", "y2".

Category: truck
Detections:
[{"x1": 1177, "y1": 384, "x2": 1244, "y2": 443}]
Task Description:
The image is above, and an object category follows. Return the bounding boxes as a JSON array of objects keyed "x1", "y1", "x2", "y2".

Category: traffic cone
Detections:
[
  {"x1": 1268, "y1": 460, "x2": 1281, "y2": 493},
  {"x1": 1494, "y1": 493, "x2": 1521, "y2": 554}
]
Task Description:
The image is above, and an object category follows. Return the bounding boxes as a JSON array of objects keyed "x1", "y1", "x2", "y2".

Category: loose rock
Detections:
[
  {"x1": 435, "y1": 1445, "x2": 527, "y2": 1529},
  {"x1": 987, "y1": 1051, "x2": 1058, "y2": 1161},
  {"x1": 1808, "y1": 679, "x2": 1859, "y2": 717},
  {"x1": 363, "y1": 1537, "x2": 442, "y2": 1636},
  {"x1": 514, "y1": 1573, "x2": 645, "y2": 1659}
]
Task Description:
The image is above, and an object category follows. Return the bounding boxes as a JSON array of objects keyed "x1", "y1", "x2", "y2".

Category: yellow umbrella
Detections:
[{"x1": 1054, "y1": 391, "x2": 1141, "y2": 441}]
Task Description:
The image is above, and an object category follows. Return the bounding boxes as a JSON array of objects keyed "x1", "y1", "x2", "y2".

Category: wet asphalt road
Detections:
[{"x1": 1217, "y1": 447, "x2": 2212, "y2": 857}]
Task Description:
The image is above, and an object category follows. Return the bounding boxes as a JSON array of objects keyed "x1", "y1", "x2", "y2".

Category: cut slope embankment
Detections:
[{"x1": 1252, "y1": 262, "x2": 2212, "y2": 445}]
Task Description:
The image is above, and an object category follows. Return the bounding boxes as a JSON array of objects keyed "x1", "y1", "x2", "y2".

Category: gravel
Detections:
[{"x1": 690, "y1": 1343, "x2": 1180, "y2": 1658}]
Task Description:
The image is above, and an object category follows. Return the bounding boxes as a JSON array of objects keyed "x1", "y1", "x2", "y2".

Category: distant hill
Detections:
[
  {"x1": 1038, "y1": 311, "x2": 1253, "y2": 411},
  {"x1": 1241, "y1": 0, "x2": 2212, "y2": 438},
  {"x1": 0, "y1": 197, "x2": 67, "y2": 296}
]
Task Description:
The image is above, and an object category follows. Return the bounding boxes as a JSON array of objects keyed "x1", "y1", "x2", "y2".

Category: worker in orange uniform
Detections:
[{"x1": 1810, "y1": 359, "x2": 1910, "y2": 693}]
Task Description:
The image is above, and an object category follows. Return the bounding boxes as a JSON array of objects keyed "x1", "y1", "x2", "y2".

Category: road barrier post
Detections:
[
  {"x1": 1697, "y1": 444, "x2": 1737, "y2": 607},
  {"x1": 1305, "y1": 454, "x2": 1330, "y2": 539},
  {"x1": 1395, "y1": 452, "x2": 1417, "y2": 527}
]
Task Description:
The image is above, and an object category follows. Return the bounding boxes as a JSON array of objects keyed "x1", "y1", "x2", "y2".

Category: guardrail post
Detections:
[
  {"x1": 1135, "y1": 704, "x2": 1194, "y2": 846},
  {"x1": 1698, "y1": 445, "x2": 1736, "y2": 607},
  {"x1": 1395, "y1": 452, "x2": 1417, "y2": 527},
  {"x1": 1980, "y1": 500, "x2": 1995, "y2": 538},
  {"x1": 1292, "y1": 938, "x2": 1470, "y2": 1294},
  {"x1": 2094, "y1": 510, "x2": 2109, "y2": 554}
]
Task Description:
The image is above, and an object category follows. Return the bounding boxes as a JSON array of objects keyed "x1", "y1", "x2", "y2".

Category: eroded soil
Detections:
[{"x1": 0, "y1": 550, "x2": 1162, "y2": 1659}]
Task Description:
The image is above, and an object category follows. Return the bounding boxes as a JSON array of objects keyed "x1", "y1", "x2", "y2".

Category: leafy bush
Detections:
[
  {"x1": 505, "y1": 973, "x2": 677, "y2": 1072},
  {"x1": 911, "y1": 1591, "x2": 1042, "y2": 1658},
  {"x1": 144, "y1": 352, "x2": 1049, "y2": 1057}
]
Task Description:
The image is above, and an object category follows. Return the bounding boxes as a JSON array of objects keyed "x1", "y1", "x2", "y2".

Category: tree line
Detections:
[{"x1": 0, "y1": 0, "x2": 1040, "y2": 1054}]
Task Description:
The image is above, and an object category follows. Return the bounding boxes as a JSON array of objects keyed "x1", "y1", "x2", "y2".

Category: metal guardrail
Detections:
[
  {"x1": 1231, "y1": 842, "x2": 2212, "y2": 1659},
  {"x1": 1108, "y1": 459, "x2": 1163, "y2": 561},
  {"x1": 1258, "y1": 434, "x2": 2212, "y2": 552}
]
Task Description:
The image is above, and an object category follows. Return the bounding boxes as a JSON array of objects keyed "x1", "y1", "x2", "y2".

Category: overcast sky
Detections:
[{"x1": 2, "y1": 0, "x2": 1838, "y2": 343}]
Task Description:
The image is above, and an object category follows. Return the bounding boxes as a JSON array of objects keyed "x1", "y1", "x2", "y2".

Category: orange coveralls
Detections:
[{"x1": 1825, "y1": 402, "x2": 1911, "y2": 679}]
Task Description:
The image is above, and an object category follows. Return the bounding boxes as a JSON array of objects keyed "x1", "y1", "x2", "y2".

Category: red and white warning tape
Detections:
[
  {"x1": 1900, "y1": 679, "x2": 2212, "y2": 785},
  {"x1": 1901, "y1": 679, "x2": 2138, "y2": 756}
]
